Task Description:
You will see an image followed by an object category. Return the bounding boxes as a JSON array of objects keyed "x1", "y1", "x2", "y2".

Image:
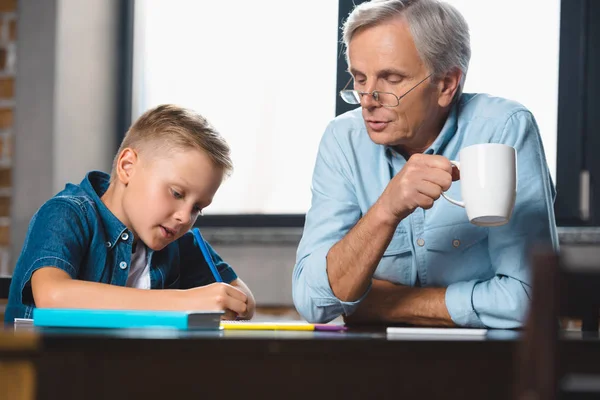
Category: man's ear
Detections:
[
  {"x1": 437, "y1": 68, "x2": 462, "y2": 108},
  {"x1": 116, "y1": 148, "x2": 138, "y2": 186}
]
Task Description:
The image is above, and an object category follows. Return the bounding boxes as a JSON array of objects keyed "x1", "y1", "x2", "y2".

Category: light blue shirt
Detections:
[{"x1": 293, "y1": 93, "x2": 558, "y2": 329}]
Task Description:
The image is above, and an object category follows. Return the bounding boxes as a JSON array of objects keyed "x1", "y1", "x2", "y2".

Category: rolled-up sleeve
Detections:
[
  {"x1": 445, "y1": 110, "x2": 559, "y2": 328},
  {"x1": 6, "y1": 198, "x2": 90, "y2": 321},
  {"x1": 293, "y1": 123, "x2": 369, "y2": 323}
]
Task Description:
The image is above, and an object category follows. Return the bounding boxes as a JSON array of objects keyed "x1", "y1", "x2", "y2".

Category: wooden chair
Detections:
[
  {"x1": 1, "y1": 276, "x2": 36, "y2": 400},
  {"x1": 0, "y1": 330, "x2": 37, "y2": 400},
  {"x1": 0, "y1": 276, "x2": 9, "y2": 299},
  {"x1": 1, "y1": 276, "x2": 10, "y2": 323},
  {"x1": 516, "y1": 245, "x2": 600, "y2": 400}
]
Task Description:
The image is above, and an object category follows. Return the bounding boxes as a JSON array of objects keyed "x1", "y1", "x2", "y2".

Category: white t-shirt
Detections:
[{"x1": 125, "y1": 242, "x2": 151, "y2": 289}]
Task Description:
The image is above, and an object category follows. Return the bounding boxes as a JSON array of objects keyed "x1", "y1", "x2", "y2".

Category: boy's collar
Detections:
[{"x1": 80, "y1": 171, "x2": 132, "y2": 250}]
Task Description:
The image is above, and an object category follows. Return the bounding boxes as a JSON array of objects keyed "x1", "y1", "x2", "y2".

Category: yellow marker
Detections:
[
  {"x1": 220, "y1": 321, "x2": 347, "y2": 332},
  {"x1": 220, "y1": 321, "x2": 315, "y2": 331}
]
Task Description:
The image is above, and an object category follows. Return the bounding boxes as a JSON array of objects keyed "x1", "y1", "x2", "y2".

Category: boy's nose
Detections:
[{"x1": 174, "y1": 209, "x2": 193, "y2": 225}]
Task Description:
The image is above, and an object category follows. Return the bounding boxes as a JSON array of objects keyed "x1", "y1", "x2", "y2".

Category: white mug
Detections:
[{"x1": 441, "y1": 143, "x2": 517, "y2": 227}]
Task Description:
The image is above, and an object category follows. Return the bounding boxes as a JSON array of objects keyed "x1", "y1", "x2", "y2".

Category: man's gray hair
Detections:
[{"x1": 342, "y1": 0, "x2": 471, "y2": 98}]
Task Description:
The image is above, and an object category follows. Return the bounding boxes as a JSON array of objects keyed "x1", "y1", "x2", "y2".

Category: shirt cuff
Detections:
[
  {"x1": 28, "y1": 256, "x2": 78, "y2": 279},
  {"x1": 218, "y1": 265, "x2": 238, "y2": 284},
  {"x1": 445, "y1": 280, "x2": 486, "y2": 328},
  {"x1": 304, "y1": 244, "x2": 372, "y2": 318}
]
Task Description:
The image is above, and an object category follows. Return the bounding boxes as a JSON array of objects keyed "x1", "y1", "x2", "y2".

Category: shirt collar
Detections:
[
  {"x1": 426, "y1": 99, "x2": 459, "y2": 155},
  {"x1": 80, "y1": 171, "x2": 131, "y2": 250}
]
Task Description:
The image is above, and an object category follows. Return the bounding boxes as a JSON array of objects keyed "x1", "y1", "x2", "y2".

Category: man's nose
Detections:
[{"x1": 361, "y1": 91, "x2": 380, "y2": 109}]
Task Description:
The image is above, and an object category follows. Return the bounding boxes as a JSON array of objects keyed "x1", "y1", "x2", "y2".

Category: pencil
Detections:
[{"x1": 192, "y1": 227, "x2": 223, "y2": 283}]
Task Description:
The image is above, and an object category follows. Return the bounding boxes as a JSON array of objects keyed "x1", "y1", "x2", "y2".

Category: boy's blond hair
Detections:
[{"x1": 111, "y1": 104, "x2": 233, "y2": 180}]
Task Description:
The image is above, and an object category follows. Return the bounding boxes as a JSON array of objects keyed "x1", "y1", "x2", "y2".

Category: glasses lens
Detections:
[
  {"x1": 340, "y1": 90, "x2": 361, "y2": 105},
  {"x1": 375, "y1": 92, "x2": 398, "y2": 107}
]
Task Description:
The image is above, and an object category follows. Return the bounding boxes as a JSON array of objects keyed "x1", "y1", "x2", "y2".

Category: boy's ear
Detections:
[{"x1": 116, "y1": 148, "x2": 138, "y2": 186}]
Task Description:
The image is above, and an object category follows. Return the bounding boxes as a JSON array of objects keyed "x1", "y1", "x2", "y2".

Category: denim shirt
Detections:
[
  {"x1": 293, "y1": 93, "x2": 558, "y2": 328},
  {"x1": 5, "y1": 171, "x2": 237, "y2": 322}
]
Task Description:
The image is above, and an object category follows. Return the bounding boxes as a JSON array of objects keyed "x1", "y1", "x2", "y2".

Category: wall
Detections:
[
  {"x1": 10, "y1": 0, "x2": 119, "y2": 275},
  {"x1": 0, "y1": 0, "x2": 16, "y2": 275},
  {"x1": 204, "y1": 228, "x2": 301, "y2": 306},
  {"x1": 53, "y1": 0, "x2": 119, "y2": 194}
]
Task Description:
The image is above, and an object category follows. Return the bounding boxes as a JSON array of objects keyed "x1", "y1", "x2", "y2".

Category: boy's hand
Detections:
[
  {"x1": 185, "y1": 283, "x2": 248, "y2": 320},
  {"x1": 229, "y1": 278, "x2": 256, "y2": 320}
]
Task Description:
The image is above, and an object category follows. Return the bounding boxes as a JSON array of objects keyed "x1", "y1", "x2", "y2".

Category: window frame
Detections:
[{"x1": 555, "y1": 0, "x2": 600, "y2": 226}]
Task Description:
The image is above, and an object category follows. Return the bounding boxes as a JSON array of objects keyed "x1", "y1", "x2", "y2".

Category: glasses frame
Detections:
[{"x1": 339, "y1": 73, "x2": 433, "y2": 107}]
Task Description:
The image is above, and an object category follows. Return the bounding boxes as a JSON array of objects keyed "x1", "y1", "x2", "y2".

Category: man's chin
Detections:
[
  {"x1": 366, "y1": 127, "x2": 413, "y2": 149},
  {"x1": 366, "y1": 128, "x2": 398, "y2": 146}
]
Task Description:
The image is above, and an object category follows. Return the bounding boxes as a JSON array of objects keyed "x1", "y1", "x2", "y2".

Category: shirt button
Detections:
[
  {"x1": 119, "y1": 261, "x2": 127, "y2": 270},
  {"x1": 416, "y1": 238, "x2": 425, "y2": 247},
  {"x1": 452, "y1": 239, "x2": 461, "y2": 248},
  {"x1": 121, "y1": 232, "x2": 129, "y2": 241},
  {"x1": 105, "y1": 241, "x2": 111, "y2": 248}
]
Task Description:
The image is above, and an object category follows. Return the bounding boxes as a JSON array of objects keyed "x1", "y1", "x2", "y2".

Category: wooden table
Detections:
[
  {"x1": 3, "y1": 324, "x2": 600, "y2": 400},
  {"x1": 3, "y1": 325, "x2": 521, "y2": 400}
]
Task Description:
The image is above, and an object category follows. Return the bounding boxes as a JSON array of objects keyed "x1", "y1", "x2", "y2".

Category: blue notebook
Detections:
[{"x1": 32, "y1": 308, "x2": 223, "y2": 330}]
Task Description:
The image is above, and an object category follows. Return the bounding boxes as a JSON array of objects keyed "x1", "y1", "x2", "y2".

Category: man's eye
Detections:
[
  {"x1": 386, "y1": 76, "x2": 403, "y2": 84},
  {"x1": 171, "y1": 189, "x2": 183, "y2": 199}
]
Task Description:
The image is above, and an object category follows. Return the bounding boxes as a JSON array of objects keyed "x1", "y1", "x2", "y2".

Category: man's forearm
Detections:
[
  {"x1": 345, "y1": 279, "x2": 455, "y2": 326},
  {"x1": 326, "y1": 201, "x2": 401, "y2": 302}
]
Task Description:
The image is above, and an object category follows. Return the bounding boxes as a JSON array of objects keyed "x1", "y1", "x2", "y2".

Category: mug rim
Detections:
[
  {"x1": 459, "y1": 142, "x2": 516, "y2": 157},
  {"x1": 462, "y1": 143, "x2": 514, "y2": 150}
]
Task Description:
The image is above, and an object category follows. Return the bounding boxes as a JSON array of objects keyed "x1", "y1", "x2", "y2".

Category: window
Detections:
[
  {"x1": 132, "y1": 0, "x2": 339, "y2": 216},
  {"x1": 445, "y1": 0, "x2": 560, "y2": 182}
]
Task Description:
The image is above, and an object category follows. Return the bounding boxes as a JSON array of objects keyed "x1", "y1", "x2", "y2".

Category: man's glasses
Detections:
[{"x1": 339, "y1": 74, "x2": 433, "y2": 107}]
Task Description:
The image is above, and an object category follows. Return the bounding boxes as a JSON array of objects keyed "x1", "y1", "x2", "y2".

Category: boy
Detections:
[{"x1": 5, "y1": 104, "x2": 255, "y2": 322}]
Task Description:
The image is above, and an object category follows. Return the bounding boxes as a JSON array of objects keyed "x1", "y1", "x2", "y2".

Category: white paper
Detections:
[
  {"x1": 386, "y1": 327, "x2": 488, "y2": 336},
  {"x1": 13, "y1": 318, "x2": 33, "y2": 324}
]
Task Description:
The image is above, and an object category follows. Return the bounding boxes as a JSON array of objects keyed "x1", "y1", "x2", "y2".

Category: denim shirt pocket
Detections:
[
  {"x1": 383, "y1": 228, "x2": 413, "y2": 256},
  {"x1": 376, "y1": 227, "x2": 413, "y2": 284},
  {"x1": 424, "y1": 223, "x2": 491, "y2": 285},
  {"x1": 424, "y1": 223, "x2": 488, "y2": 253}
]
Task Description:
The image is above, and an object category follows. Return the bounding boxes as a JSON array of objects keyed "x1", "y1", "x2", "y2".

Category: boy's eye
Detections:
[
  {"x1": 171, "y1": 189, "x2": 183, "y2": 199},
  {"x1": 193, "y1": 205, "x2": 203, "y2": 216}
]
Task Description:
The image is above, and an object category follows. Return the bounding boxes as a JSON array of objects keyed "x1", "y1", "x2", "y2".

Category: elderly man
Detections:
[{"x1": 292, "y1": 0, "x2": 557, "y2": 328}]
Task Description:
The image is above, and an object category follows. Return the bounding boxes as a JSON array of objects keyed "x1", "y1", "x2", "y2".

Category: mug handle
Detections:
[{"x1": 440, "y1": 161, "x2": 465, "y2": 208}]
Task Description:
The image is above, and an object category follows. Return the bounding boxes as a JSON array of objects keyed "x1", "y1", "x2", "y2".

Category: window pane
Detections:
[
  {"x1": 133, "y1": 0, "x2": 339, "y2": 214},
  {"x1": 445, "y1": 0, "x2": 560, "y2": 182}
]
